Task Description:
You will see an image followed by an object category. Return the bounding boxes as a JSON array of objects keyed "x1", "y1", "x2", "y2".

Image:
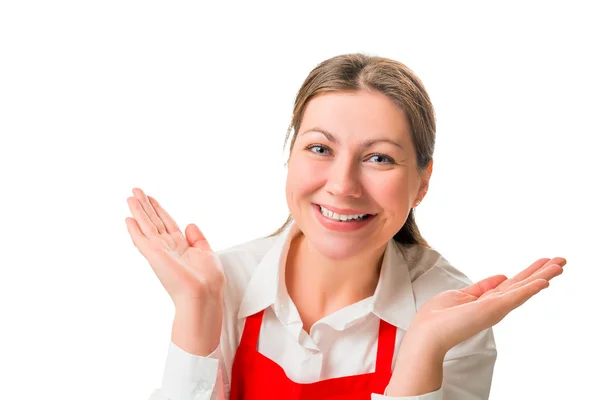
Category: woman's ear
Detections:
[{"x1": 417, "y1": 160, "x2": 433, "y2": 203}]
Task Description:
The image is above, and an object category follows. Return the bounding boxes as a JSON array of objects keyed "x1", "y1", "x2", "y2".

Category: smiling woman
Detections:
[
  {"x1": 126, "y1": 53, "x2": 566, "y2": 400},
  {"x1": 282, "y1": 89, "x2": 429, "y2": 264}
]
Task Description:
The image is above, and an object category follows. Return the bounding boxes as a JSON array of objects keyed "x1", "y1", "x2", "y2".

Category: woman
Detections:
[{"x1": 125, "y1": 53, "x2": 566, "y2": 400}]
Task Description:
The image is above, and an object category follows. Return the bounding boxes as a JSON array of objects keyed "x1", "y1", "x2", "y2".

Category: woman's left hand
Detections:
[{"x1": 405, "y1": 257, "x2": 567, "y2": 356}]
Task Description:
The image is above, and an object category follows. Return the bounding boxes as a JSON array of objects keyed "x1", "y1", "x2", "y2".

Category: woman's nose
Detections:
[{"x1": 325, "y1": 158, "x2": 362, "y2": 198}]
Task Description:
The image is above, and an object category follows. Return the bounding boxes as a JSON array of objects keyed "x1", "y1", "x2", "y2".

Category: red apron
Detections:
[{"x1": 229, "y1": 309, "x2": 396, "y2": 399}]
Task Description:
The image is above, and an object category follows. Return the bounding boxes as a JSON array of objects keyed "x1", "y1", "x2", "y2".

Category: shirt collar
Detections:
[
  {"x1": 237, "y1": 222, "x2": 296, "y2": 320},
  {"x1": 371, "y1": 236, "x2": 417, "y2": 331},
  {"x1": 237, "y1": 220, "x2": 417, "y2": 331}
]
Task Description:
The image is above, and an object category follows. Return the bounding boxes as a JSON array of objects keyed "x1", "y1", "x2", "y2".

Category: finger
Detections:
[
  {"x1": 127, "y1": 196, "x2": 158, "y2": 238},
  {"x1": 148, "y1": 195, "x2": 181, "y2": 234},
  {"x1": 461, "y1": 274, "x2": 508, "y2": 298},
  {"x1": 494, "y1": 258, "x2": 550, "y2": 291},
  {"x1": 455, "y1": 278, "x2": 549, "y2": 336},
  {"x1": 496, "y1": 278, "x2": 549, "y2": 315},
  {"x1": 469, "y1": 278, "x2": 549, "y2": 330},
  {"x1": 132, "y1": 188, "x2": 167, "y2": 235},
  {"x1": 125, "y1": 217, "x2": 151, "y2": 255},
  {"x1": 495, "y1": 257, "x2": 566, "y2": 292},
  {"x1": 500, "y1": 263, "x2": 563, "y2": 294},
  {"x1": 480, "y1": 260, "x2": 564, "y2": 300},
  {"x1": 185, "y1": 223, "x2": 213, "y2": 252}
]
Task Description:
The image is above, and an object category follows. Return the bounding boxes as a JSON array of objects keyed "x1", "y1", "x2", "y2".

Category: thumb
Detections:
[{"x1": 185, "y1": 223, "x2": 212, "y2": 251}]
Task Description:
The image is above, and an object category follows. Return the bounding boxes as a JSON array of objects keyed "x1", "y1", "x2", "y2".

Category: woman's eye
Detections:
[
  {"x1": 306, "y1": 145, "x2": 331, "y2": 155},
  {"x1": 304, "y1": 145, "x2": 394, "y2": 165},
  {"x1": 368, "y1": 154, "x2": 394, "y2": 164}
]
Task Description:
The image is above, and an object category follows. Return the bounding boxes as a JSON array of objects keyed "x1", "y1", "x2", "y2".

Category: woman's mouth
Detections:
[
  {"x1": 317, "y1": 204, "x2": 372, "y2": 221},
  {"x1": 311, "y1": 203, "x2": 376, "y2": 231}
]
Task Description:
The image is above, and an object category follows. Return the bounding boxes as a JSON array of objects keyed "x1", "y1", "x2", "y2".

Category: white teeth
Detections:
[{"x1": 319, "y1": 206, "x2": 368, "y2": 221}]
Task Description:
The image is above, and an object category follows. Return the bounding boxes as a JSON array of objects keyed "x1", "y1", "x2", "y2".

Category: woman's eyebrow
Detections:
[{"x1": 301, "y1": 127, "x2": 404, "y2": 151}]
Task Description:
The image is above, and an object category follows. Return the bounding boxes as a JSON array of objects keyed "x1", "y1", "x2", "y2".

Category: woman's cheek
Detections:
[
  {"x1": 292, "y1": 158, "x2": 327, "y2": 186},
  {"x1": 367, "y1": 171, "x2": 410, "y2": 207}
]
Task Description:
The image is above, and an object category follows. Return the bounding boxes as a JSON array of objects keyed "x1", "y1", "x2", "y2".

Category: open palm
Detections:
[
  {"x1": 125, "y1": 188, "x2": 225, "y2": 306},
  {"x1": 407, "y1": 257, "x2": 566, "y2": 355}
]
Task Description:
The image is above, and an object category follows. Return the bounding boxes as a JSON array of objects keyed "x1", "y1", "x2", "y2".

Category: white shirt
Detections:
[{"x1": 148, "y1": 221, "x2": 497, "y2": 400}]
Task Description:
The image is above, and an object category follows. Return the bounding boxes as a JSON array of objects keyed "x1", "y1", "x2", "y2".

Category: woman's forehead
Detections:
[{"x1": 299, "y1": 91, "x2": 411, "y2": 143}]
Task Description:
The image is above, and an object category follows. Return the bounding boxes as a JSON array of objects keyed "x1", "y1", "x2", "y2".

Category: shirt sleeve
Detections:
[
  {"x1": 148, "y1": 340, "x2": 228, "y2": 400},
  {"x1": 371, "y1": 327, "x2": 497, "y2": 400}
]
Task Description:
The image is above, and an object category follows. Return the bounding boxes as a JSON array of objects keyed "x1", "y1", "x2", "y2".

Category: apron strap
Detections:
[
  {"x1": 375, "y1": 318, "x2": 396, "y2": 374},
  {"x1": 240, "y1": 308, "x2": 265, "y2": 349}
]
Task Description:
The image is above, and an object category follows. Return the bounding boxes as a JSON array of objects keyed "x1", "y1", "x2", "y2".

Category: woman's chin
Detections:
[{"x1": 310, "y1": 236, "x2": 366, "y2": 261}]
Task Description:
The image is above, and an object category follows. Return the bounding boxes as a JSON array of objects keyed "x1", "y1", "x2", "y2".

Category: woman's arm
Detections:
[
  {"x1": 148, "y1": 305, "x2": 230, "y2": 400},
  {"x1": 376, "y1": 328, "x2": 496, "y2": 400},
  {"x1": 384, "y1": 330, "x2": 445, "y2": 397},
  {"x1": 380, "y1": 256, "x2": 565, "y2": 399}
]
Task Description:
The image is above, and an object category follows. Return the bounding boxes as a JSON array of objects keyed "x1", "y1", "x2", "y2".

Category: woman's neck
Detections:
[{"x1": 285, "y1": 232, "x2": 387, "y2": 333}]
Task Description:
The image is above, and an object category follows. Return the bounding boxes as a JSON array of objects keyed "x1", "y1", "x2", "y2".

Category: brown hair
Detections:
[{"x1": 267, "y1": 53, "x2": 435, "y2": 248}]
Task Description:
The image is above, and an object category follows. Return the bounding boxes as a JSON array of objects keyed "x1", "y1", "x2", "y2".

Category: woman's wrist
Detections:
[
  {"x1": 171, "y1": 301, "x2": 223, "y2": 357},
  {"x1": 386, "y1": 332, "x2": 446, "y2": 396}
]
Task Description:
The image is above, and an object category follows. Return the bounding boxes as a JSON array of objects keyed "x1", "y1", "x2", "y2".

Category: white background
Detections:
[{"x1": 1, "y1": 1, "x2": 598, "y2": 399}]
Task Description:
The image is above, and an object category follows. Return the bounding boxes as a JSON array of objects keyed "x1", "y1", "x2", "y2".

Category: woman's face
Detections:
[{"x1": 286, "y1": 89, "x2": 431, "y2": 260}]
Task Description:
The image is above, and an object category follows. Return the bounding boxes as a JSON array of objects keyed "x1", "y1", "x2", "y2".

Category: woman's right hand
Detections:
[{"x1": 125, "y1": 187, "x2": 225, "y2": 309}]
